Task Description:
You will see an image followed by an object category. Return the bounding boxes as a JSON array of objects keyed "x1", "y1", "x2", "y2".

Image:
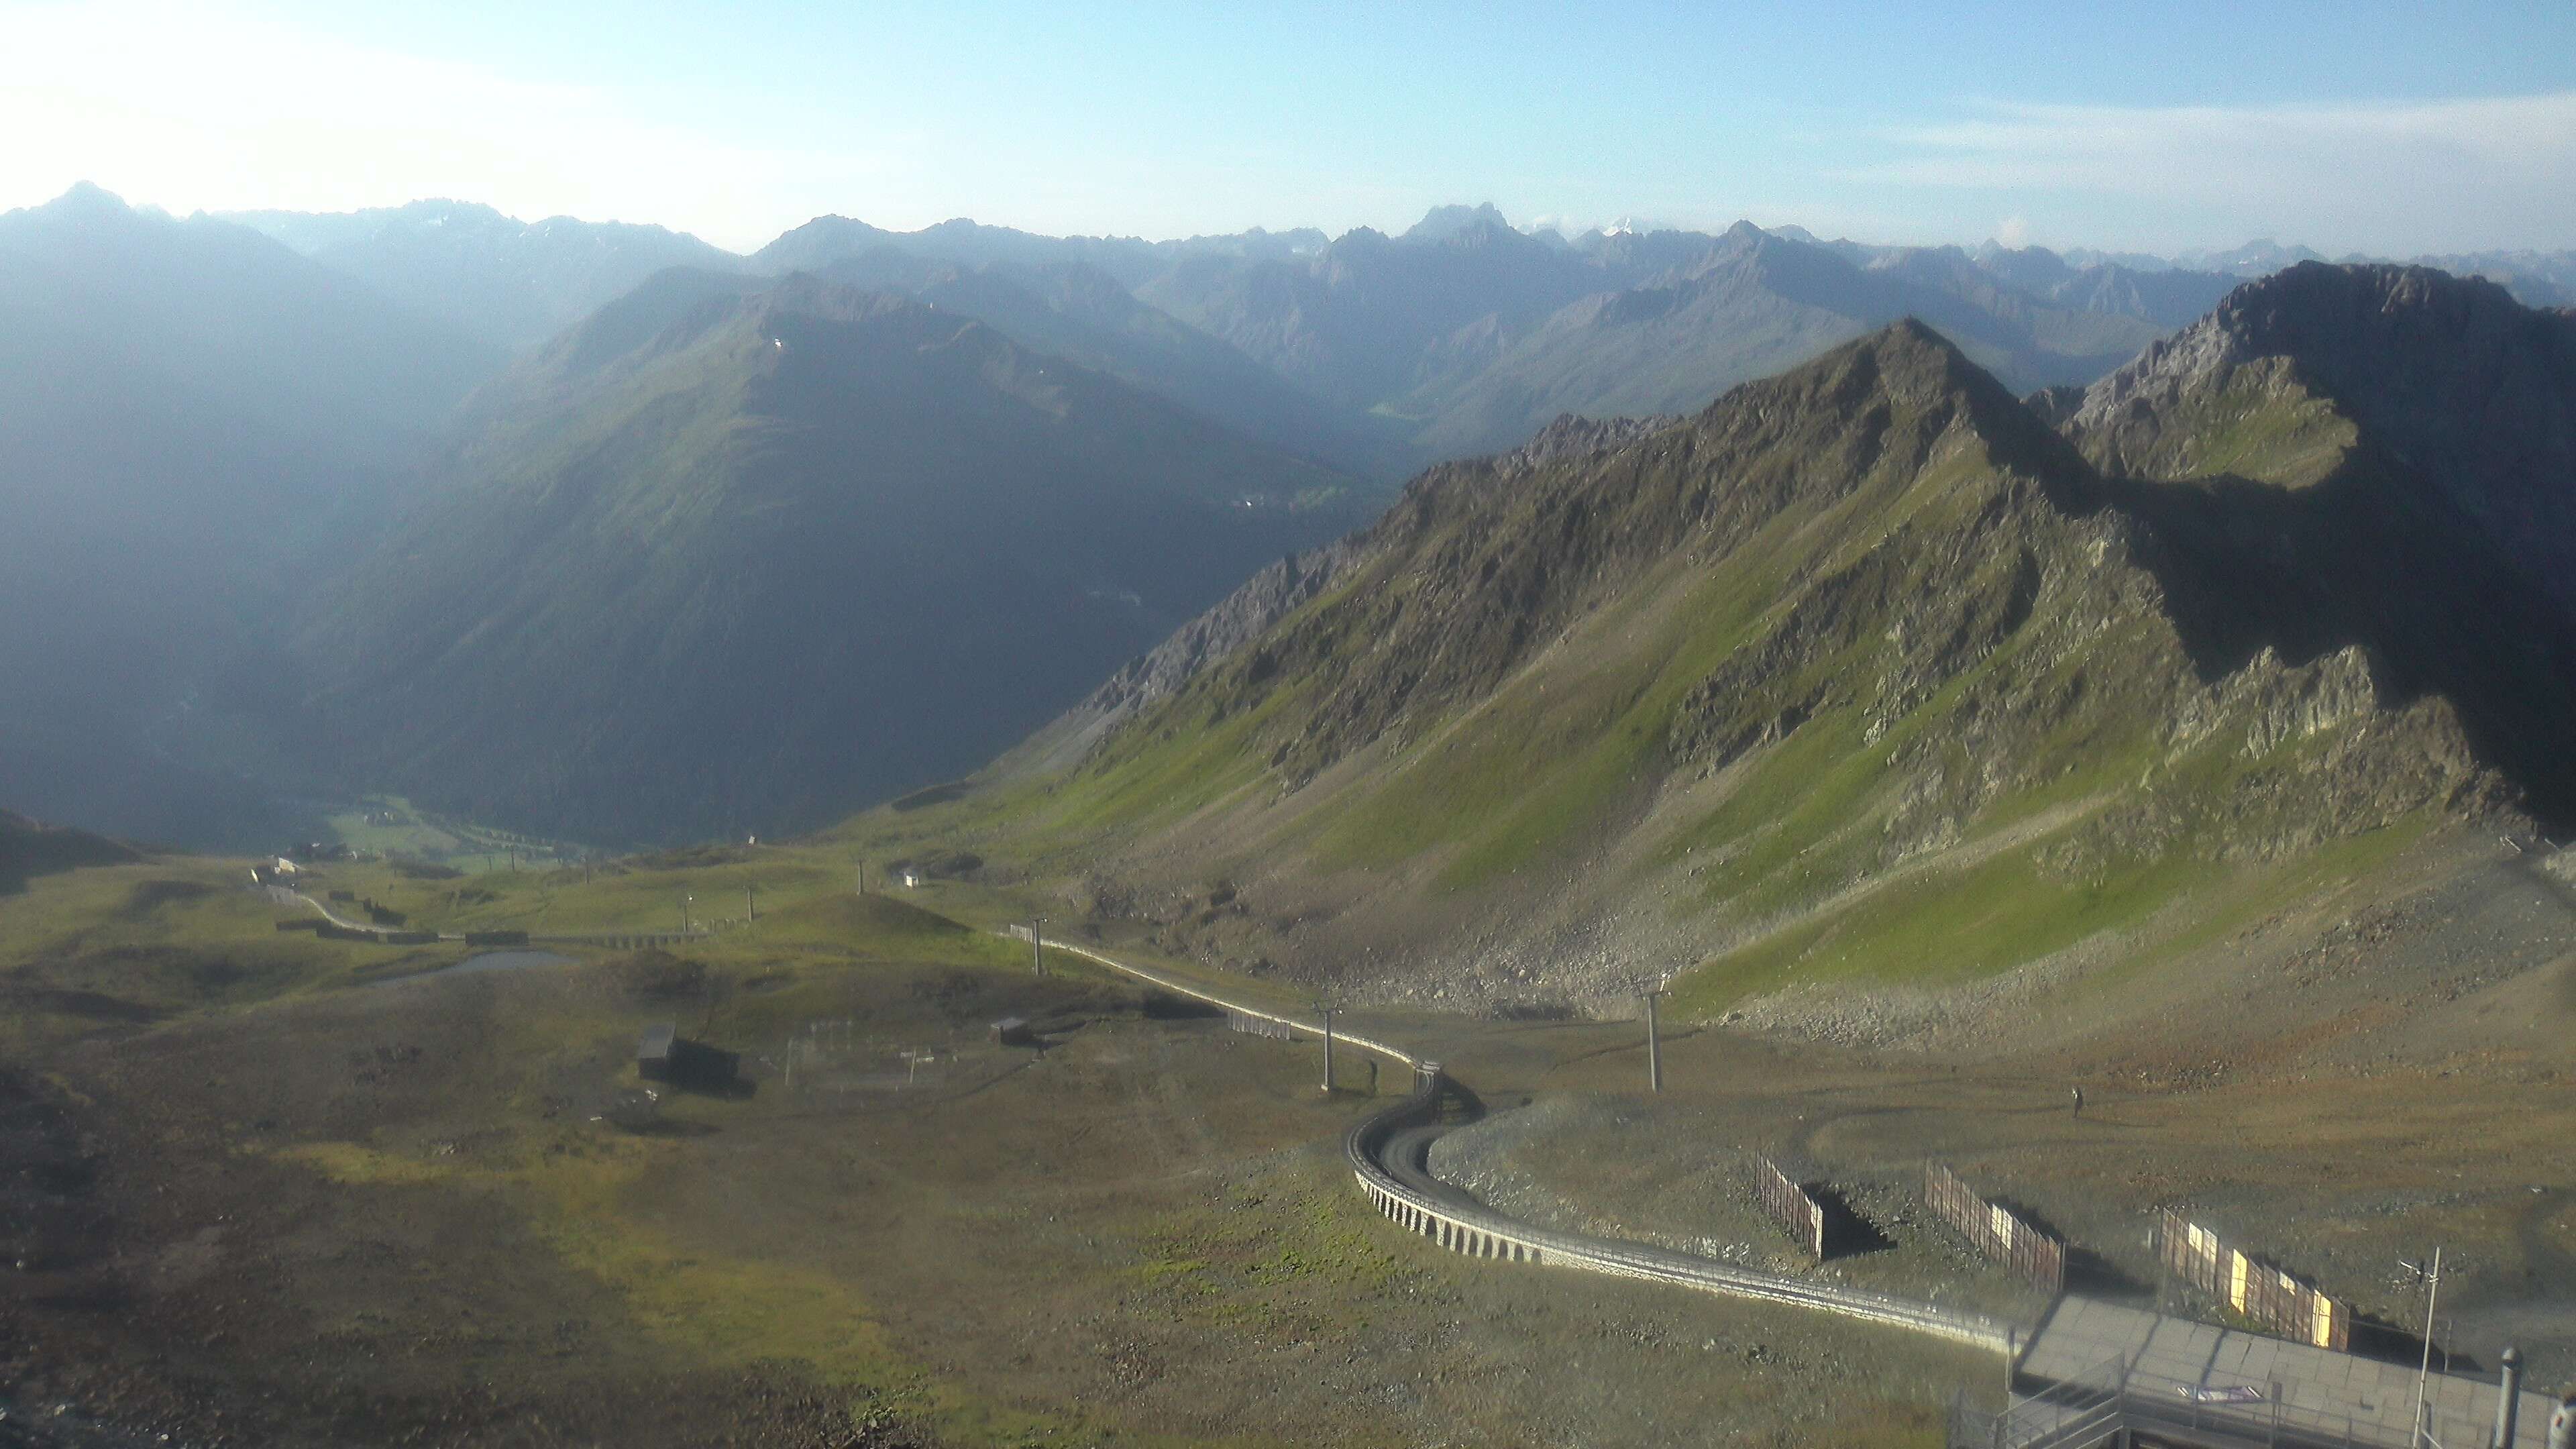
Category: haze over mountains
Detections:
[
  {"x1": 0, "y1": 184, "x2": 499, "y2": 843},
  {"x1": 300, "y1": 271, "x2": 1373, "y2": 843},
  {"x1": 7, "y1": 180, "x2": 2571, "y2": 859},
  {"x1": 227, "y1": 200, "x2": 743, "y2": 350}
]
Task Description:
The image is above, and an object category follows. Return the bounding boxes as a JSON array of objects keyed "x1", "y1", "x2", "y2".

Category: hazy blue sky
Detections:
[{"x1": 5, "y1": 0, "x2": 2572, "y2": 256}]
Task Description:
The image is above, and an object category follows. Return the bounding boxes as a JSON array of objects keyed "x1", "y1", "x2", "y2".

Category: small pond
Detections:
[{"x1": 431, "y1": 949, "x2": 576, "y2": 977}]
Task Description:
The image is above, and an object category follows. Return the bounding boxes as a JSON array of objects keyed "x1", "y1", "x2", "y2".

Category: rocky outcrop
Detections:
[
  {"x1": 1007, "y1": 410, "x2": 1676, "y2": 775},
  {"x1": 1006, "y1": 315, "x2": 2563, "y2": 1014},
  {"x1": 2072, "y1": 262, "x2": 2576, "y2": 623}
]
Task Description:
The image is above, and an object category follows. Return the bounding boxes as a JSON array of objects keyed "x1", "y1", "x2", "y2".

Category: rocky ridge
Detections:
[
  {"x1": 2072, "y1": 262, "x2": 2576, "y2": 627},
  {"x1": 1002, "y1": 307, "x2": 2550, "y2": 1017}
]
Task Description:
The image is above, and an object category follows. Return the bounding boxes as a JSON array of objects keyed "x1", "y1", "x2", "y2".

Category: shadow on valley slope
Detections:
[{"x1": 2084, "y1": 458, "x2": 2576, "y2": 829}]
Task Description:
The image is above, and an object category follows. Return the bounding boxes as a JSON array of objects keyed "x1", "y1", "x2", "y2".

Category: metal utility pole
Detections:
[
  {"x1": 745, "y1": 883, "x2": 756, "y2": 922},
  {"x1": 682, "y1": 894, "x2": 692, "y2": 935},
  {"x1": 1030, "y1": 916, "x2": 1047, "y2": 975},
  {"x1": 855, "y1": 861, "x2": 866, "y2": 895},
  {"x1": 2403, "y1": 1246, "x2": 2445, "y2": 1446},
  {"x1": 1641, "y1": 986, "x2": 1666, "y2": 1093},
  {"x1": 2493, "y1": 1344, "x2": 2522, "y2": 1449},
  {"x1": 1317, "y1": 1006, "x2": 1337, "y2": 1093}
]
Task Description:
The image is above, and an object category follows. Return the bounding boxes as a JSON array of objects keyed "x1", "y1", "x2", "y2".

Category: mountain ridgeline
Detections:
[
  {"x1": 7, "y1": 180, "x2": 2571, "y2": 869},
  {"x1": 226, "y1": 199, "x2": 747, "y2": 352},
  {"x1": 299, "y1": 273, "x2": 1381, "y2": 844},
  {"x1": 976, "y1": 266, "x2": 2576, "y2": 1015}
]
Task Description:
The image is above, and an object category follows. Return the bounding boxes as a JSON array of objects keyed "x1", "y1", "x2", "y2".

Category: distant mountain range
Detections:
[
  {"x1": 1382, "y1": 222, "x2": 2221, "y2": 458},
  {"x1": 226, "y1": 199, "x2": 743, "y2": 350},
  {"x1": 215, "y1": 190, "x2": 2576, "y2": 468},
  {"x1": 9, "y1": 180, "x2": 2571, "y2": 850}
]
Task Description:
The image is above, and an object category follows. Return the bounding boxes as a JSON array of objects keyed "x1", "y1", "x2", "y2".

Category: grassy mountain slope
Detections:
[
  {"x1": 0, "y1": 809, "x2": 140, "y2": 894},
  {"x1": 0, "y1": 184, "x2": 506, "y2": 846},
  {"x1": 300, "y1": 273, "x2": 1383, "y2": 845},
  {"x1": 890, "y1": 315, "x2": 2567, "y2": 1024}
]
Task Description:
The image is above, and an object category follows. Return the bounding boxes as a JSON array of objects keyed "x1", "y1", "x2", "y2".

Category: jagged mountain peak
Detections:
[
  {"x1": 1404, "y1": 202, "x2": 1512, "y2": 244},
  {"x1": 2070, "y1": 260, "x2": 2576, "y2": 641},
  {"x1": 2070, "y1": 262, "x2": 2576, "y2": 468}
]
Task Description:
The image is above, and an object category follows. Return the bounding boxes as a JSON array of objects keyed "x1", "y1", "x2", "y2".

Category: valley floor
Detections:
[{"x1": 0, "y1": 830, "x2": 2570, "y2": 1446}]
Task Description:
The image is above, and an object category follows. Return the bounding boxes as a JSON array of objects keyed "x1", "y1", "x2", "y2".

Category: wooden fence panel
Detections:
[
  {"x1": 2155, "y1": 1208, "x2": 2349, "y2": 1350},
  {"x1": 1754, "y1": 1157, "x2": 1826, "y2": 1261},
  {"x1": 1924, "y1": 1163, "x2": 2066, "y2": 1295}
]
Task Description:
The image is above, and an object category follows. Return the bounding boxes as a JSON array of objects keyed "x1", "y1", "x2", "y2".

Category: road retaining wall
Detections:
[
  {"x1": 1346, "y1": 1074, "x2": 2014, "y2": 1354},
  {"x1": 1021, "y1": 930, "x2": 2013, "y2": 1356}
]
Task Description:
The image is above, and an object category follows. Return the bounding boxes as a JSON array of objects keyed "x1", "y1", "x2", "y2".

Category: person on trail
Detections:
[{"x1": 2071, "y1": 1086, "x2": 2084, "y2": 1118}]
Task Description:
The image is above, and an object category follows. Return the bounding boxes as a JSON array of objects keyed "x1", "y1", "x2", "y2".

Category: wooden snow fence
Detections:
[
  {"x1": 2155, "y1": 1208, "x2": 2351, "y2": 1350},
  {"x1": 1754, "y1": 1156, "x2": 1826, "y2": 1261},
  {"x1": 1924, "y1": 1162, "x2": 2066, "y2": 1295}
]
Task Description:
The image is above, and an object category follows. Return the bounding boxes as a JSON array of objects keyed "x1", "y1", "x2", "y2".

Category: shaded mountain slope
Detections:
[
  {"x1": 300, "y1": 274, "x2": 1381, "y2": 844},
  {"x1": 0, "y1": 809, "x2": 141, "y2": 894},
  {"x1": 2071, "y1": 262, "x2": 2576, "y2": 629},
  {"x1": 0, "y1": 184, "x2": 504, "y2": 846},
  {"x1": 932, "y1": 318, "x2": 2564, "y2": 1020}
]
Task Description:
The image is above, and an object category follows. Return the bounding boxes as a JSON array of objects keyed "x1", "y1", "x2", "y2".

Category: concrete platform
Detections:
[{"x1": 2018, "y1": 1296, "x2": 2555, "y2": 1448}]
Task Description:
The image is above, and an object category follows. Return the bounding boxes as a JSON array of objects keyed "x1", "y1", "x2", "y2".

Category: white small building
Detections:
[{"x1": 900, "y1": 870, "x2": 922, "y2": 889}]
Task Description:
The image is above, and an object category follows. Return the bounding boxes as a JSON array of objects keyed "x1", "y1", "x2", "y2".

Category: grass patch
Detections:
[
  {"x1": 519, "y1": 1134, "x2": 906, "y2": 1381},
  {"x1": 1672, "y1": 839, "x2": 2223, "y2": 1017},
  {"x1": 1307, "y1": 544, "x2": 1790, "y2": 890},
  {"x1": 275, "y1": 1140, "x2": 464, "y2": 1187}
]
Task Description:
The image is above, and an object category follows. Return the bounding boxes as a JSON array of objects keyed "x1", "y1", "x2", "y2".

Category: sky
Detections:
[{"x1": 4, "y1": 0, "x2": 2573, "y2": 258}]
